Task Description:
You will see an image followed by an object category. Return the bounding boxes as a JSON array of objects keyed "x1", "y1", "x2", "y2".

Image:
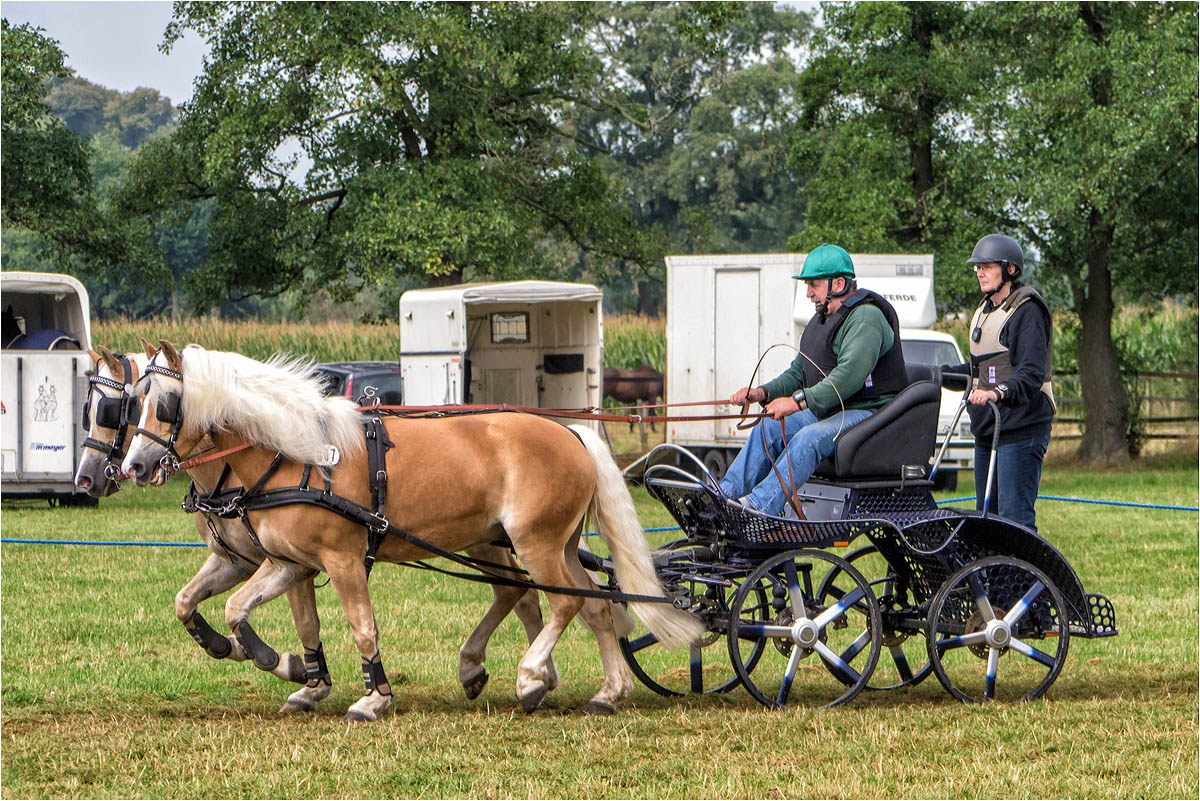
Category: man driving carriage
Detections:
[{"x1": 719, "y1": 244, "x2": 908, "y2": 516}]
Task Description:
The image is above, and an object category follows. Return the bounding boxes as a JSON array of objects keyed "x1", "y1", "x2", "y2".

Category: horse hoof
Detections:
[
  {"x1": 342, "y1": 709, "x2": 375, "y2": 722},
  {"x1": 463, "y1": 668, "x2": 489, "y2": 700},
  {"x1": 279, "y1": 698, "x2": 315, "y2": 714},
  {"x1": 585, "y1": 700, "x2": 617, "y2": 716},
  {"x1": 518, "y1": 685, "x2": 548, "y2": 714}
]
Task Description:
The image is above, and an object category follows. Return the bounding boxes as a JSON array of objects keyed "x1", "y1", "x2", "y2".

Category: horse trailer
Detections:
[
  {"x1": 398, "y1": 281, "x2": 603, "y2": 431},
  {"x1": 1, "y1": 271, "x2": 96, "y2": 504},
  {"x1": 663, "y1": 253, "x2": 974, "y2": 487}
]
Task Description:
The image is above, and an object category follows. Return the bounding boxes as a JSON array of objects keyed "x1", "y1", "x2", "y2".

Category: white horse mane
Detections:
[{"x1": 174, "y1": 345, "x2": 364, "y2": 464}]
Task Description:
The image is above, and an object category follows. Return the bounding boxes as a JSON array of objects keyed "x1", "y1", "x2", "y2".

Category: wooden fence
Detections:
[{"x1": 1051, "y1": 371, "x2": 1198, "y2": 440}]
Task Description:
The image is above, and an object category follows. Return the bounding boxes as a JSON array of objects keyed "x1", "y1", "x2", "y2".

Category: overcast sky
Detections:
[{"x1": 3, "y1": 1, "x2": 206, "y2": 104}]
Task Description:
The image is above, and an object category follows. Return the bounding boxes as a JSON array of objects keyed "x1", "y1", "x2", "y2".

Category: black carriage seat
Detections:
[{"x1": 812, "y1": 365, "x2": 942, "y2": 481}]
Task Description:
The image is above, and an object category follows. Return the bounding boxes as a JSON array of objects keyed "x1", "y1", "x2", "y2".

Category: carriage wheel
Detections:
[
  {"x1": 926, "y1": 556, "x2": 1070, "y2": 703},
  {"x1": 728, "y1": 549, "x2": 882, "y2": 708},
  {"x1": 618, "y1": 542, "x2": 766, "y2": 696},
  {"x1": 816, "y1": 545, "x2": 932, "y2": 691}
]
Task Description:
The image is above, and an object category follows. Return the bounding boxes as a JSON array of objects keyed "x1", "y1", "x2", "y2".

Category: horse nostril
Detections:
[
  {"x1": 128, "y1": 460, "x2": 145, "y2": 479},
  {"x1": 77, "y1": 475, "x2": 93, "y2": 491}
]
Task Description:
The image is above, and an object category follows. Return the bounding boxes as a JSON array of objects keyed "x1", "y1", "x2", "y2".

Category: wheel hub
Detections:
[
  {"x1": 983, "y1": 618, "x2": 1011, "y2": 649},
  {"x1": 790, "y1": 618, "x2": 820, "y2": 648}
]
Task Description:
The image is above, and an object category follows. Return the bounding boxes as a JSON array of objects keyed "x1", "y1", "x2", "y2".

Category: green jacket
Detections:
[{"x1": 760, "y1": 304, "x2": 897, "y2": 418}]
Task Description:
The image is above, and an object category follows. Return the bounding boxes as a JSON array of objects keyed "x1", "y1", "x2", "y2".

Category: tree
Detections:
[
  {"x1": 574, "y1": 2, "x2": 812, "y2": 313},
  {"x1": 784, "y1": 2, "x2": 1198, "y2": 463},
  {"x1": 1, "y1": 20, "x2": 95, "y2": 251},
  {"x1": 976, "y1": 2, "x2": 1199, "y2": 463},
  {"x1": 118, "y1": 2, "x2": 748, "y2": 313},
  {"x1": 1, "y1": 20, "x2": 158, "y2": 285},
  {"x1": 787, "y1": 2, "x2": 989, "y2": 311}
]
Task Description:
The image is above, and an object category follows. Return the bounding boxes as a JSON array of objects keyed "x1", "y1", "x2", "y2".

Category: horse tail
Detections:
[{"x1": 568, "y1": 425, "x2": 703, "y2": 650}]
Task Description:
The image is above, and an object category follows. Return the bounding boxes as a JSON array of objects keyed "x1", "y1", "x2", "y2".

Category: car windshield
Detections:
[{"x1": 903, "y1": 339, "x2": 961, "y2": 366}]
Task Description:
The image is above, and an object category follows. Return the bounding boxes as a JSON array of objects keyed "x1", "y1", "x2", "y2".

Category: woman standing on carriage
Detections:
[{"x1": 943, "y1": 233, "x2": 1056, "y2": 533}]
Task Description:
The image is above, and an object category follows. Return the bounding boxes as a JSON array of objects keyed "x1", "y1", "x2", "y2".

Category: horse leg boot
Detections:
[
  {"x1": 177, "y1": 553, "x2": 254, "y2": 662},
  {"x1": 279, "y1": 579, "x2": 333, "y2": 713},
  {"x1": 325, "y1": 555, "x2": 393, "y2": 722},
  {"x1": 225, "y1": 561, "x2": 315, "y2": 686}
]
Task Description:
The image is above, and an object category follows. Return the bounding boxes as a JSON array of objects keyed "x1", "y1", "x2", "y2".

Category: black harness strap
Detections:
[
  {"x1": 362, "y1": 416, "x2": 395, "y2": 577},
  {"x1": 183, "y1": 413, "x2": 675, "y2": 606},
  {"x1": 228, "y1": 484, "x2": 673, "y2": 605}
]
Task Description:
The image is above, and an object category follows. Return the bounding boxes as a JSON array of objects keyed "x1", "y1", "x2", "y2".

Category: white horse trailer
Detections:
[
  {"x1": 398, "y1": 281, "x2": 603, "y2": 432},
  {"x1": 1, "y1": 271, "x2": 95, "y2": 504},
  {"x1": 664, "y1": 253, "x2": 973, "y2": 487}
]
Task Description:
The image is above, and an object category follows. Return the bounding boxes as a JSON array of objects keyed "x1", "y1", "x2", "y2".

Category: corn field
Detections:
[{"x1": 92, "y1": 318, "x2": 399, "y2": 363}]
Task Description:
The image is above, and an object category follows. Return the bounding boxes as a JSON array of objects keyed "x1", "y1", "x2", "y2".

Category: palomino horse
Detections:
[
  {"x1": 79, "y1": 344, "x2": 556, "y2": 711},
  {"x1": 122, "y1": 342, "x2": 700, "y2": 721}
]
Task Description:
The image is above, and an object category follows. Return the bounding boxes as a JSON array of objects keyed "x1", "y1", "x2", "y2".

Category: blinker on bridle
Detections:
[
  {"x1": 134, "y1": 360, "x2": 188, "y2": 473},
  {"x1": 81, "y1": 355, "x2": 141, "y2": 479}
]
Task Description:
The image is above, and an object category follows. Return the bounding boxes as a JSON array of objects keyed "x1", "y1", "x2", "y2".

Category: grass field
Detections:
[{"x1": 2, "y1": 447, "x2": 1197, "y2": 799}]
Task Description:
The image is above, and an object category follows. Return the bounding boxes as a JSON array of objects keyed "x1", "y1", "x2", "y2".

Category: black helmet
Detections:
[{"x1": 967, "y1": 233, "x2": 1024, "y2": 279}]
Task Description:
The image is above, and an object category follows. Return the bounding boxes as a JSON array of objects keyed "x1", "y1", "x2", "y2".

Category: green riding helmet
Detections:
[
  {"x1": 794, "y1": 243, "x2": 856, "y2": 281},
  {"x1": 967, "y1": 233, "x2": 1024, "y2": 279}
]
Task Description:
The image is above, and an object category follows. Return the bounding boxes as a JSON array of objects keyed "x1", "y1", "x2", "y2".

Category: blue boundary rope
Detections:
[
  {"x1": 2, "y1": 497, "x2": 1193, "y2": 548},
  {"x1": 938, "y1": 494, "x2": 1199, "y2": 512}
]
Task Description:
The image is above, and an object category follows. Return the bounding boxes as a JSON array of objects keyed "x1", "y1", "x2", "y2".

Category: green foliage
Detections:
[
  {"x1": 114, "y1": 1, "x2": 702, "y2": 314},
  {"x1": 788, "y1": 2, "x2": 987, "y2": 312},
  {"x1": 975, "y1": 2, "x2": 1199, "y2": 304},
  {"x1": 577, "y1": 2, "x2": 812, "y2": 314},
  {"x1": 47, "y1": 77, "x2": 176, "y2": 148},
  {"x1": 602, "y1": 314, "x2": 666, "y2": 370}
]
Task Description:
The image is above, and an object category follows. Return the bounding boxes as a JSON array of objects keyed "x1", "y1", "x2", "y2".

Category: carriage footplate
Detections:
[
  {"x1": 1079, "y1": 593, "x2": 1119, "y2": 637},
  {"x1": 645, "y1": 477, "x2": 870, "y2": 550}
]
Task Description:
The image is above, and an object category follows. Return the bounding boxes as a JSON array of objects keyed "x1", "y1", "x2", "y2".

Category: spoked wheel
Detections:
[
  {"x1": 927, "y1": 556, "x2": 1070, "y2": 703},
  {"x1": 728, "y1": 549, "x2": 882, "y2": 708},
  {"x1": 816, "y1": 545, "x2": 932, "y2": 691},
  {"x1": 618, "y1": 543, "x2": 766, "y2": 696}
]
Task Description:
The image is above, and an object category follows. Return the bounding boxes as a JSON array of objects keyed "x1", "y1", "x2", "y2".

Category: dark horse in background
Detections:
[{"x1": 603, "y1": 366, "x2": 664, "y2": 432}]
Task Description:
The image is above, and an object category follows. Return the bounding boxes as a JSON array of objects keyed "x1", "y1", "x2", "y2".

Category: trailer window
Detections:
[{"x1": 491, "y1": 312, "x2": 529, "y2": 344}]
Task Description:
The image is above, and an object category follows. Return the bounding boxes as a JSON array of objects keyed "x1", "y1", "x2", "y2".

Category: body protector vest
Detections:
[
  {"x1": 968, "y1": 285, "x2": 1056, "y2": 413},
  {"x1": 797, "y1": 288, "x2": 909, "y2": 409}
]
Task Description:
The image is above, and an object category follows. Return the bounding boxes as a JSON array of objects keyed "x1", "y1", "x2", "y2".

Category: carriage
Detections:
[
  {"x1": 584, "y1": 367, "x2": 1119, "y2": 707},
  {"x1": 84, "y1": 343, "x2": 1117, "y2": 718}
]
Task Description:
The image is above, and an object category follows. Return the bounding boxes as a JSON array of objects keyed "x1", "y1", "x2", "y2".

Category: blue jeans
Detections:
[
  {"x1": 719, "y1": 409, "x2": 874, "y2": 516},
  {"x1": 973, "y1": 432, "x2": 1050, "y2": 531}
]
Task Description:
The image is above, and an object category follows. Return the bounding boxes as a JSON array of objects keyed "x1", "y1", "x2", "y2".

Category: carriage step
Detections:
[{"x1": 1084, "y1": 593, "x2": 1119, "y2": 637}]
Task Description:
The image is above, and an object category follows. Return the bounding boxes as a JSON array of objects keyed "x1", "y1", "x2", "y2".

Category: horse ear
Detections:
[
  {"x1": 159, "y1": 339, "x2": 183, "y2": 372},
  {"x1": 97, "y1": 345, "x2": 123, "y2": 375},
  {"x1": 139, "y1": 338, "x2": 157, "y2": 359},
  {"x1": 88, "y1": 348, "x2": 102, "y2": 365}
]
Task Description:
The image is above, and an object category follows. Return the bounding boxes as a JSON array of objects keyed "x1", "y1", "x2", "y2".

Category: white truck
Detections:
[
  {"x1": 398, "y1": 280, "x2": 603, "y2": 431},
  {"x1": 664, "y1": 253, "x2": 973, "y2": 489},
  {"x1": 1, "y1": 271, "x2": 96, "y2": 504}
]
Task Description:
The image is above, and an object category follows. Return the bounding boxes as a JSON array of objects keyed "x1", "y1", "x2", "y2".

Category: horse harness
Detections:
[
  {"x1": 178, "y1": 410, "x2": 681, "y2": 607},
  {"x1": 81, "y1": 354, "x2": 142, "y2": 478}
]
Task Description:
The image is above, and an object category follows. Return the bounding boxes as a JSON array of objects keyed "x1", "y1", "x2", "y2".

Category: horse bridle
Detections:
[
  {"x1": 133, "y1": 359, "x2": 187, "y2": 474},
  {"x1": 81, "y1": 355, "x2": 142, "y2": 480}
]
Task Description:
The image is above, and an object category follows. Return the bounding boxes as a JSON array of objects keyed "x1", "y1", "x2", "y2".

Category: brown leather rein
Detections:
[{"x1": 172, "y1": 399, "x2": 767, "y2": 471}]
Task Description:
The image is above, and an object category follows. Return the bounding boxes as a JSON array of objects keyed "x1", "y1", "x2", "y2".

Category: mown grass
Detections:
[{"x1": 2, "y1": 455, "x2": 1197, "y2": 799}]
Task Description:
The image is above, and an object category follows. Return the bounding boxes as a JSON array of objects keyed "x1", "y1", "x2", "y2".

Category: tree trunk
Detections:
[{"x1": 1075, "y1": 218, "x2": 1129, "y2": 464}]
